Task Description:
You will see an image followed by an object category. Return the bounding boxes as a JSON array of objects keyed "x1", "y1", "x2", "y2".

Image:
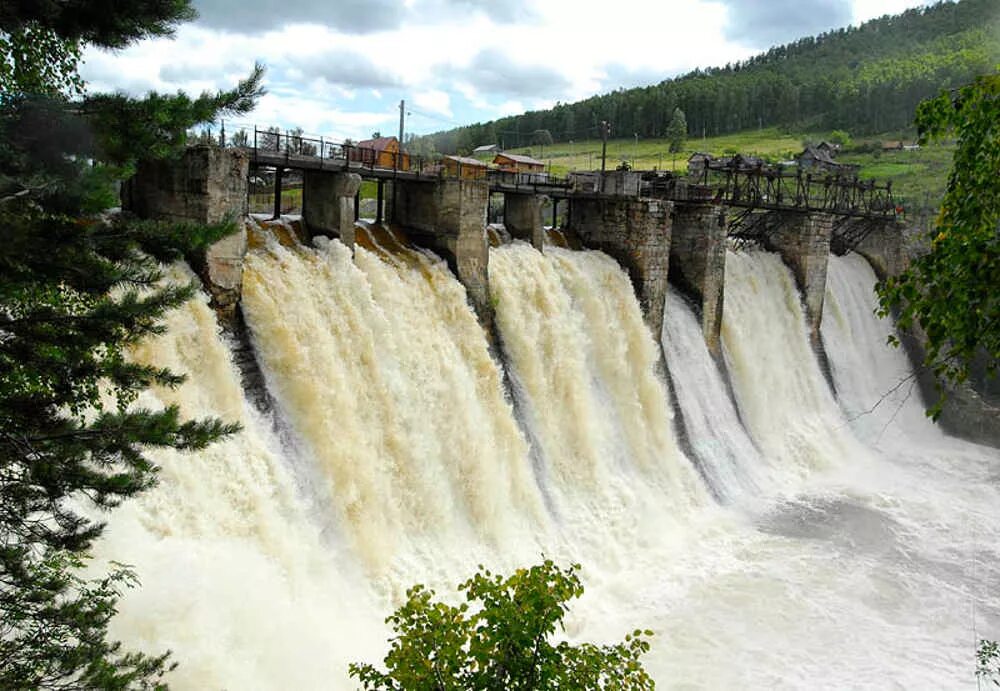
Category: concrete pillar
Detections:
[
  {"x1": 272, "y1": 167, "x2": 283, "y2": 219},
  {"x1": 764, "y1": 211, "x2": 833, "y2": 342},
  {"x1": 853, "y1": 219, "x2": 906, "y2": 280},
  {"x1": 395, "y1": 179, "x2": 492, "y2": 333},
  {"x1": 569, "y1": 197, "x2": 672, "y2": 339},
  {"x1": 302, "y1": 170, "x2": 362, "y2": 248},
  {"x1": 669, "y1": 203, "x2": 727, "y2": 355},
  {"x1": 375, "y1": 179, "x2": 384, "y2": 224},
  {"x1": 125, "y1": 145, "x2": 248, "y2": 224},
  {"x1": 504, "y1": 192, "x2": 546, "y2": 250},
  {"x1": 124, "y1": 145, "x2": 249, "y2": 326}
]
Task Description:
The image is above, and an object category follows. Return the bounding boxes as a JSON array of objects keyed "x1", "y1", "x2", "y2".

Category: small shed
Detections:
[
  {"x1": 351, "y1": 136, "x2": 409, "y2": 169},
  {"x1": 797, "y1": 145, "x2": 839, "y2": 172},
  {"x1": 493, "y1": 152, "x2": 545, "y2": 173},
  {"x1": 816, "y1": 141, "x2": 841, "y2": 156},
  {"x1": 443, "y1": 155, "x2": 488, "y2": 179},
  {"x1": 687, "y1": 152, "x2": 713, "y2": 176}
]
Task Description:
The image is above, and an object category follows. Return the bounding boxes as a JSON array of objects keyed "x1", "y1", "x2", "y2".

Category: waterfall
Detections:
[
  {"x1": 661, "y1": 287, "x2": 769, "y2": 501},
  {"x1": 93, "y1": 264, "x2": 385, "y2": 689},
  {"x1": 240, "y1": 233, "x2": 546, "y2": 578},
  {"x1": 720, "y1": 250, "x2": 872, "y2": 480},
  {"x1": 821, "y1": 252, "x2": 943, "y2": 447},
  {"x1": 93, "y1": 241, "x2": 999, "y2": 689},
  {"x1": 488, "y1": 243, "x2": 706, "y2": 535}
]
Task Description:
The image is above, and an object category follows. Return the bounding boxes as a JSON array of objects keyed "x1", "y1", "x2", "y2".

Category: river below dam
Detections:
[{"x1": 93, "y1": 231, "x2": 999, "y2": 689}]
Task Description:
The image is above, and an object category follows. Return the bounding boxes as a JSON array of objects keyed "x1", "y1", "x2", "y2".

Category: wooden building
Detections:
[
  {"x1": 797, "y1": 144, "x2": 840, "y2": 172},
  {"x1": 687, "y1": 152, "x2": 713, "y2": 176},
  {"x1": 351, "y1": 135, "x2": 410, "y2": 169},
  {"x1": 443, "y1": 155, "x2": 488, "y2": 179},
  {"x1": 493, "y1": 152, "x2": 544, "y2": 173}
]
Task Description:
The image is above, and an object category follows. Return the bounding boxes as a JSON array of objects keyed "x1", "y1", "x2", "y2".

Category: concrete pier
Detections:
[
  {"x1": 669, "y1": 204, "x2": 727, "y2": 355},
  {"x1": 504, "y1": 193, "x2": 546, "y2": 250},
  {"x1": 764, "y1": 211, "x2": 833, "y2": 341},
  {"x1": 302, "y1": 171, "x2": 362, "y2": 248},
  {"x1": 123, "y1": 145, "x2": 249, "y2": 325},
  {"x1": 395, "y1": 178, "x2": 492, "y2": 332},
  {"x1": 569, "y1": 196, "x2": 673, "y2": 339}
]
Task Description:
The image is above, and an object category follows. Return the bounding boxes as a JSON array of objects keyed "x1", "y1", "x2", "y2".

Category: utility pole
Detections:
[
  {"x1": 600, "y1": 120, "x2": 610, "y2": 174},
  {"x1": 398, "y1": 99, "x2": 405, "y2": 146}
]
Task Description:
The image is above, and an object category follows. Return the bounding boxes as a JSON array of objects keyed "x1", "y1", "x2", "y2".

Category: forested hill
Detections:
[{"x1": 422, "y1": 0, "x2": 999, "y2": 154}]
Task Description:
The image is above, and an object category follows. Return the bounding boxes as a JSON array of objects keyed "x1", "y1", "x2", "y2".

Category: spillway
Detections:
[
  {"x1": 661, "y1": 286, "x2": 769, "y2": 502},
  {"x1": 488, "y1": 243, "x2": 706, "y2": 541},
  {"x1": 92, "y1": 264, "x2": 384, "y2": 688},
  {"x1": 96, "y1": 239, "x2": 999, "y2": 689},
  {"x1": 720, "y1": 250, "x2": 873, "y2": 482}
]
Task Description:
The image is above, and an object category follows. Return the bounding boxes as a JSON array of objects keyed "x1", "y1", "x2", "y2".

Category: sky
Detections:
[{"x1": 79, "y1": 0, "x2": 930, "y2": 143}]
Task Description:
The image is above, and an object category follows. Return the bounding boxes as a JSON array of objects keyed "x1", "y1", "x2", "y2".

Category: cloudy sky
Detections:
[{"x1": 80, "y1": 0, "x2": 929, "y2": 142}]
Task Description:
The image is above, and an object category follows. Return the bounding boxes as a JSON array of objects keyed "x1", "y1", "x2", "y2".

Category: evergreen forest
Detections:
[{"x1": 420, "y1": 0, "x2": 1000, "y2": 154}]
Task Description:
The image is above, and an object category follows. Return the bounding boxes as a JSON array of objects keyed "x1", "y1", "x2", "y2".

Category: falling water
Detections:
[
  {"x1": 720, "y1": 249, "x2": 872, "y2": 480},
  {"x1": 95, "y1": 240, "x2": 999, "y2": 689},
  {"x1": 637, "y1": 249, "x2": 1000, "y2": 687},
  {"x1": 821, "y1": 252, "x2": 946, "y2": 446},
  {"x1": 93, "y1": 264, "x2": 385, "y2": 688},
  {"x1": 661, "y1": 286, "x2": 769, "y2": 501},
  {"x1": 240, "y1": 232, "x2": 546, "y2": 579}
]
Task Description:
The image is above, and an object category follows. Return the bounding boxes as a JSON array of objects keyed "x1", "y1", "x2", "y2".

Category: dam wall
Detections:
[
  {"x1": 123, "y1": 145, "x2": 249, "y2": 325},
  {"x1": 668, "y1": 204, "x2": 727, "y2": 356},
  {"x1": 394, "y1": 178, "x2": 493, "y2": 334},
  {"x1": 568, "y1": 196, "x2": 673, "y2": 341}
]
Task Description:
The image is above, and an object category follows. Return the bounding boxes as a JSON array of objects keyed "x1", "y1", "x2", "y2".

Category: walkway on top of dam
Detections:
[
  {"x1": 242, "y1": 127, "x2": 897, "y2": 222},
  {"x1": 244, "y1": 128, "x2": 572, "y2": 196}
]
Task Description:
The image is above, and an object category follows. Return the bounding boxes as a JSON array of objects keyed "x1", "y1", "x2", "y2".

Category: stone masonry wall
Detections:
[
  {"x1": 764, "y1": 211, "x2": 833, "y2": 342},
  {"x1": 124, "y1": 146, "x2": 249, "y2": 326},
  {"x1": 569, "y1": 197, "x2": 673, "y2": 340},
  {"x1": 669, "y1": 203, "x2": 727, "y2": 355},
  {"x1": 125, "y1": 145, "x2": 248, "y2": 224},
  {"x1": 395, "y1": 179, "x2": 492, "y2": 335},
  {"x1": 853, "y1": 219, "x2": 906, "y2": 280}
]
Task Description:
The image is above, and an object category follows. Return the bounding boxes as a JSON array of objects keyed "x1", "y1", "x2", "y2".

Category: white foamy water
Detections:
[
  {"x1": 96, "y1": 243, "x2": 999, "y2": 690},
  {"x1": 661, "y1": 286, "x2": 770, "y2": 501},
  {"x1": 241, "y1": 234, "x2": 546, "y2": 581},
  {"x1": 721, "y1": 249, "x2": 873, "y2": 479},
  {"x1": 489, "y1": 243, "x2": 705, "y2": 521},
  {"x1": 93, "y1": 264, "x2": 385, "y2": 689},
  {"x1": 649, "y1": 248, "x2": 1000, "y2": 688}
]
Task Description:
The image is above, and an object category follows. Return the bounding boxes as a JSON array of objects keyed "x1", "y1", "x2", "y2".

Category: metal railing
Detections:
[
  {"x1": 248, "y1": 126, "x2": 431, "y2": 176},
  {"x1": 231, "y1": 127, "x2": 574, "y2": 188}
]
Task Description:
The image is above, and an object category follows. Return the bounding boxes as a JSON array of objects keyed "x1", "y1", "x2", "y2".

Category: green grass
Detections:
[{"x1": 839, "y1": 145, "x2": 954, "y2": 212}]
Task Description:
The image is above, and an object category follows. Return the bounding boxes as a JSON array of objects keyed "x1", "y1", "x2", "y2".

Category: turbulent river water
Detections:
[{"x1": 93, "y1": 232, "x2": 1000, "y2": 689}]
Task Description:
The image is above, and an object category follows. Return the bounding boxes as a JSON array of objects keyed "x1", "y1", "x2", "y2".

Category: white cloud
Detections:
[
  {"x1": 496, "y1": 100, "x2": 525, "y2": 117},
  {"x1": 413, "y1": 90, "x2": 452, "y2": 117},
  {"x1": 79, "y1": 0, "x2": 930, "y2": 137}
]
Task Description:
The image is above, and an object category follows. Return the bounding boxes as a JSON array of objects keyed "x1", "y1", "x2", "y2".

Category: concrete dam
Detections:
[{"x1": 97, "y1": 145, "x2": 1000, "y2": 688}]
